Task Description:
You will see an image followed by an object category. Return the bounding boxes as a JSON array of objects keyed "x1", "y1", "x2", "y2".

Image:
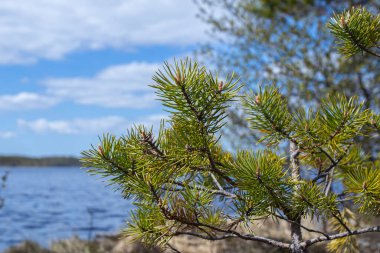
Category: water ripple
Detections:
[{"x1": 0, "y1": 167, "x2": 132, "y2": 250}]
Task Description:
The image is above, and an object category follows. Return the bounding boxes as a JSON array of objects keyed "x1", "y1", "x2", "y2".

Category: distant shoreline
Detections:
[{"x1": 0, "y1": 156, "x2": 81, "y2": 167}]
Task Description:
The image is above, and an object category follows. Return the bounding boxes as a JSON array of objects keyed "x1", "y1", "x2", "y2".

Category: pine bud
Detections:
[
  {"x1": 256, "y1": 167, "x2": 261, "y2": 178},
  {"x1": 218, "y1": 81, "x2": 223, "y2": 94},
  {"x1": 140, "y1": 130, "x2": 146, "y2": 139},
  {"x1": 255, "y1": 95, "x2": 261, "y2": 104},
  {"x1": 175, "y1": 72, "x2": 182, "y2": 86},
  {"x1": 98, "y1": 146, "x2": 104, "y2": 157},
  {"x1": 363, "y1": 181, "x2": 367, "y2": 191},
  {"x1": 140, "y1": 130, "x2": 148, "y2": 141},
  {"x1": 340, "y1": 16, "x2": 346, "y2": 26}
]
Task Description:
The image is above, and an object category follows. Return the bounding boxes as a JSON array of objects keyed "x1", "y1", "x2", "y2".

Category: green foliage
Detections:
[
  {"x1": 291, "y1": 181, "x2": 338, "y2": 219},
  {"x1": 196, "y1": 1, "x2": 380, "y2": 155},
  {"x1": 152, "y1": 59, "x2": 240, "y2": 136},
  {"x1": 343, "y1": 167, "x2": 380, "y2": 214},
  {"x1": 82, "y1": 58, "x2": 380, "y2": 252},
  {"x1": 125, "y1": 207, "x2": 169, "y2": 247},
  {"x1": 243, "y1": 86, "x2": 292, "y2": 145},
  {"x1": 328, "y1": 7, "x2": 380, "y2": 58},
  {"x1": 318, "y1": 94, "x2": 369, "y2": 148},
  {"x1": 82, "y1": 4, "x2": 380, "y2": 252},
  {"x1": 229, "y1": 150, "x2": 292, "y2": 215},
  {"x1": 327, "y1": 208, "x2": 359, "y2": 253}
]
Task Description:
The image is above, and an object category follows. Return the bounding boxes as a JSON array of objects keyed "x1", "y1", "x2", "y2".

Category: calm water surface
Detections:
[{"x1": 0, "y1": 167, "x2": 132, "y2": 250}]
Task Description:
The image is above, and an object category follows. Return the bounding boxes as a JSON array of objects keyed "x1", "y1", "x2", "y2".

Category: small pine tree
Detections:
[{"x1": 82, "y1": 8, "x2": 380, "y2": 253}]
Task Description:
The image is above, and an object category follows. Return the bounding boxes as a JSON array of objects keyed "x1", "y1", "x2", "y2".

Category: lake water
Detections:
[{"x1": 0, "y1": 167, "x2": 132, "y2": 250}]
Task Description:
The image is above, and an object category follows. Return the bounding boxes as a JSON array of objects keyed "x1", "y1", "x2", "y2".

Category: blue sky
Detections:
[{"x1": 0, "y1": 0, "x2": 209, "y2": 156}]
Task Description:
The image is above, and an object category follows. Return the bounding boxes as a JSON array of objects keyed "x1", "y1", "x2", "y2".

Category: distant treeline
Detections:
[{"x1": 0, "y1": 156, "x2": 81, "y2": 167}]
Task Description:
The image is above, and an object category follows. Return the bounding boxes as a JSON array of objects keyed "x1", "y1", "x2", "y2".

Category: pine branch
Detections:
[
  {"x1": 139, "y1": 128, "x2": 236, "y2": 188},
  {"x1": 342, "y1": 21, "x2": 380, "y2": 58},
  {"x1": 173, "y1": 231, "x2": 291, "y2": 249},
  {"x1": 209, "y1": 172, "x2": 224, "y2": 191},
  {"x1": 302, "y1": 225, "x2": 380, "y2": 247},
  {"x1": 205, "y1": 148, "x2": 236, "y2": 186},
  {"x1": 330, "y1": 211, "x2": 352, "y2": 234},
  {"x1": 312, "y1": 153, "x2": 346, "y2": 183},
  {"x1": 98, "y1": 148, "x2": 135, "y2": 176},
  {"x1": 290, "y1": 142, "x2": 301, "y2": 184},
  {"x1": 323, "y1": 168, "x2": 334, "y2": 196},
  {"x1": 169, "y1": 180, "x2": 237, "y2": 199},
  {"x1": 171, "y1": 64, "x2": 237, "y2": 186},
  {"x1": 256, "y1": 173, "x2": 292, "y2": 215},
  {"x1": 140, "y1": 130, "x2": 165, "y2": 158},
  {"x1": 294, "y1": 188, "x2": 351, "y2": 234},
  {"x1": 328, "y1": 7, "x2": 380, "y2": 58},
  {"x1": 150, "y1": 182, "x2": 290, "y2": 249},
  {"x1": 273, "y1": 213, "x2": 330, "y2": 238},
  {"x1": 178, "y1": 81, "x2": 204, "y2": 123}
]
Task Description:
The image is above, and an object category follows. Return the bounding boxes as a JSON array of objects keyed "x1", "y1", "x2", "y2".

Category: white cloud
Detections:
[
  {"x1": 18, "y1": 117, "x2": 125, "y2": 134},
  {"x1": 0, "y1": 61, "x2": 161, "y2": 111},
  {"x1": 0, "y1": 92, "x2": 58, "y2": 110},
  {"x1": 42, "y1": 62, "x2": 160, "y2": 108},
  {"x1": 0, "y1": 131, "x2": 16, "y2": 139},
  {"x1": 0, "y1": 0, "x2": 206, "y2": 64},
  {"x1": 18, "y1": 114, "x2": 166, "y2": 135}
]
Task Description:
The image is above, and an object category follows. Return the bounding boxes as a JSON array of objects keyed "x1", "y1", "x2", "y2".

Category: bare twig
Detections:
[
  {"x1": 150, "y1": 184, "x2": 290, "y2": 249},
  {"x1": 173, "y1": 231, "x2": 291, "y2": 249},
  {"x1": 169, "y1": 181, "x2": 237, "y2": 199},
  {"x1": 210, "y1": 172, "x2": 224, "y2": 191},
  {"x1": 302, "y1": 225, "x2": 380, "y2": 247},
  {"x1": 312, "y1": 154, "x2": 345, "y2": 182},
  {"x1": 323, "y1": 167, "x2": 334, "y2": 196}
]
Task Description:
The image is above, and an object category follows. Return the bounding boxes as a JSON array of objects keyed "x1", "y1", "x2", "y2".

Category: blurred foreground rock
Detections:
[{"x1": 4, "y1": 218, "x2": 380, "y2": 253}]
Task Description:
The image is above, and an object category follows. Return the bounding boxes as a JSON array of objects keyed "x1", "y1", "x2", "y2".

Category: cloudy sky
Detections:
[{"x1": 0, "y1": 0, "x2": 209, "y2": 156}]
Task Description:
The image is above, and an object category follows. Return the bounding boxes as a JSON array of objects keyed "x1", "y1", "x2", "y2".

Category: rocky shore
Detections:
[{"x1": 4, "y1": 218, "x2": 379, "y2": 253}]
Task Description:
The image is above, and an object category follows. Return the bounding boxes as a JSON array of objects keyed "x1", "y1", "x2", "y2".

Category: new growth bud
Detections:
[
  {"x1": 218, "y1": 81, "x2": 223, "y2": 94},
  {"x1": 255, "y1": 95, "x2": 261, "y2": 104},
  {"x1": 98, "y1": 146, "x2": 104, "y2": 157},
  {"x1": 140, "y1": 130, "x2": 153, "y2": 143},
  {"x1": 175, "y1": 72, "x2": 182, "y2": 86},
  {"x1": 340, "y1": 16, "x2": 346, "y2": 26},
  {"x1": 363, "y1": 181, "x2": 367, "y2": 191},
  {"x1": 175, "y1": 72, "x2": 185, "y2": 86},
  {"x1": 140, "y1": 130, "x2": 147, "y2": 139}
]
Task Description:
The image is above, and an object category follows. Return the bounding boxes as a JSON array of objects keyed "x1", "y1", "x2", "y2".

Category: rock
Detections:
[
  {"x1": 111, "y1": 237, "x2": 160, "y2": 253},
  {"x1": 4, "y1": 240, "x2": 51, "y2": 253}
]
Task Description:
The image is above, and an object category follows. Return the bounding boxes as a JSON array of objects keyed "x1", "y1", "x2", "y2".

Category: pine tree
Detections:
[
  {"x1": 196, "y1": 1, "x2": 380, "y2": 155},
  {"x1": 82, "y1": 8, "x2": 380, "y2": 253}
]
